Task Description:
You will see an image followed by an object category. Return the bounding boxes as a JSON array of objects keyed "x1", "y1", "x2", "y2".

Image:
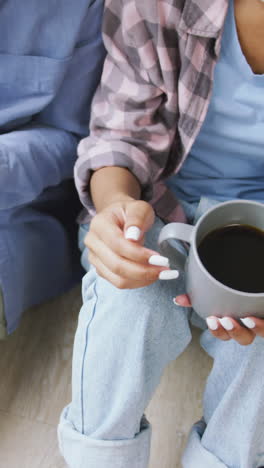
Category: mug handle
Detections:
[{"x1": 158, "y1": 223, "x2": 194, "y2": 271}]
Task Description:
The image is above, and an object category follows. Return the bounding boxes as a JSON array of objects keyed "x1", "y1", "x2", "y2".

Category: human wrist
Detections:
[
  {"x1": 90, "y1": 166, "x2": 141, "y2": 212},
  {"x1": 103, "y1": 192, "x2": 137, "y2": 208}
]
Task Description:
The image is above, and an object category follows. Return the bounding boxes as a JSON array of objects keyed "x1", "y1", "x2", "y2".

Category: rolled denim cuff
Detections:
[
  {"x1": 58, "y1": 407, "x2": 151, "y2": 468},
  {"x1": 182, "y1": 420, "x2": 228, "y2": 468}
]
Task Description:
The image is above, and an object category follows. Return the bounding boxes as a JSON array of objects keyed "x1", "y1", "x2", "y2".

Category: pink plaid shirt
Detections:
[{"x1": 75, "y1": 0, "x2": 229, "y2": 224}]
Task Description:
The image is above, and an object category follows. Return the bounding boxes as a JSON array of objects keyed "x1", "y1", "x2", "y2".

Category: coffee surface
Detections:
[{"x1": 197, "y1": 224, "x2": 264, "y2": 293}]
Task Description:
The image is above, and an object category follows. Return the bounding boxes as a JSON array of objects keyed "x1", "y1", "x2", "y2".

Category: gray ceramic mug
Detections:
[{"x1": 158, "y1": 200, "x2": 264, "y2": 319}]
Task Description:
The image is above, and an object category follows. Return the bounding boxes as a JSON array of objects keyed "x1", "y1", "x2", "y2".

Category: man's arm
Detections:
[
  {"x1": 0, "y1": 124, "x2": 79, "y2": 209},
  {"x1": 0, "y1": 0, "x2": 106, "y2": 210}
]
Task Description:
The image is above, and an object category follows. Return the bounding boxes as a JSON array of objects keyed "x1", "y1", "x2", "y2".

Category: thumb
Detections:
[{"x1": 124, "y1": 200, "x2": 155, "y2": 241}]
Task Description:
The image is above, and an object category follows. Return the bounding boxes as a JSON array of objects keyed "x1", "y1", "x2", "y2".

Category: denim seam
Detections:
[{"x1": 80, "y1": 277, "x2": 98, "y2": 434}]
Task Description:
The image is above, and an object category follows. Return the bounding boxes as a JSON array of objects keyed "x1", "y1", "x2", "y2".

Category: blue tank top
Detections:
[{"x1": 167, "y1": 0, "x2": 264, "y2": 203}]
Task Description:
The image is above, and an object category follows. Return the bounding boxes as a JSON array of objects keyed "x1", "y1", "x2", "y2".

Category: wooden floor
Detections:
[{"x1": 0, "y1": 285, "x2": 212, "y2": 468}]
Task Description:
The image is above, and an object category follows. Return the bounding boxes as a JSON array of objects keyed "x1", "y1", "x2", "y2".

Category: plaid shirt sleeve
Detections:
[{"x1": 74, "y1": 0, "x2": 183, "y2": 217}]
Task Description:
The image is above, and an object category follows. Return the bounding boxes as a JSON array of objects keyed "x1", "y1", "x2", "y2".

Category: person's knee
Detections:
[{"x1": 81, "y1": 266, "x2": 190, "y2": 357}]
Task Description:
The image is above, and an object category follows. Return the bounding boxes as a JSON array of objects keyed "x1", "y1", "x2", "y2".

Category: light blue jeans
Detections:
[{"x1": 58, "y1": 198, "x2": 264, "y2": 468}]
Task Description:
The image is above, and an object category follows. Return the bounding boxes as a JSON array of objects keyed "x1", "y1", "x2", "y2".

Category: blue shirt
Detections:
[
  {"x1": 167, "y1": 0, "x2": 264, "y2": 203},
  {"x1": 0, "y1": 0, "x2": 105, "y2": 210}
]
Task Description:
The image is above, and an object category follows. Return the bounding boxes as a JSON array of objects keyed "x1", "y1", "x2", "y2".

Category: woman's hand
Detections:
[
  {"x1": 174, "y1": 294, "x2": 264, "y2": 345},
  {"x1": 85, "y1": 197, "x2": 177, "y2": 289}
]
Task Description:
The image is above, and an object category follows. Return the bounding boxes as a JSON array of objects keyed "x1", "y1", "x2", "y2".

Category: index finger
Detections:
[{"x1": 88, "y1": 214, "x2": 161, "y2": 266}]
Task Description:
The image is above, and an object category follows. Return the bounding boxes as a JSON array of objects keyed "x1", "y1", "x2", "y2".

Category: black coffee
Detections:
[{"x1": 197, "y1": 224, "x2": 264, "y2": 293}]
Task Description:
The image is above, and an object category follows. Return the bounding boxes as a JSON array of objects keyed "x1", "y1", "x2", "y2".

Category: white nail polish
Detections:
[
  {"x1": 125, "y1": 226, "x2": 141, "y2": 241},
  {"x1": 159, "y1": 270, "x2": 179, "y2": 280},
  {"x1": 206, "y1": 317, "x2": 219, "y2": 331},
  {"x1": 219, "y1": 317, "x2": 234, "y2": 331},
  {"x1": 173, "y1": 298, "x2": 181, "y2": 306},
  {"x1": 240, "y1": 317, "x2": 256, "y2": 329},
  {"x1": 148, "y1": 255, "x2": 170, "y2": 267}
]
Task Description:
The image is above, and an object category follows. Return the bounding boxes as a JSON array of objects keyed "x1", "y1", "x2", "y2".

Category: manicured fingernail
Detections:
[
  {"x1": 219, "y1": 317, "x2": 234, "y2": 331},
  {"x1": 159, "y1": 270, "x2": 179, "y2": 280},
  {"x1": 148, "y1": 255, "x2": 170, "y2": 267},
  {"x1": 173, "y1": 298, "x2": 181, "y2": 306},
  {"x1": 240, "y1": 317, "x2": 256, "y2": 329},
  {"x1": 206, "y1": 317, "x2": 219, "y2": 331},
  {"x1": 125, "y1": 226, "x2": 141, "y2": 241},
  {"x1": 173, "y1": 298, "x2": 190, "y2": 307}
]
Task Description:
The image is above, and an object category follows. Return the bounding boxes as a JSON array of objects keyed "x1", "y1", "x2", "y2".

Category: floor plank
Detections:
[
  {"x1": 0, "y1": 287, "x2": 81, "y2": 425},
  {"x1": 146, "y1": 327, "x2": 212, "y2": 468},
  {"x1": 0, "y1": 410, "x2": 65, "y2": 468}
]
